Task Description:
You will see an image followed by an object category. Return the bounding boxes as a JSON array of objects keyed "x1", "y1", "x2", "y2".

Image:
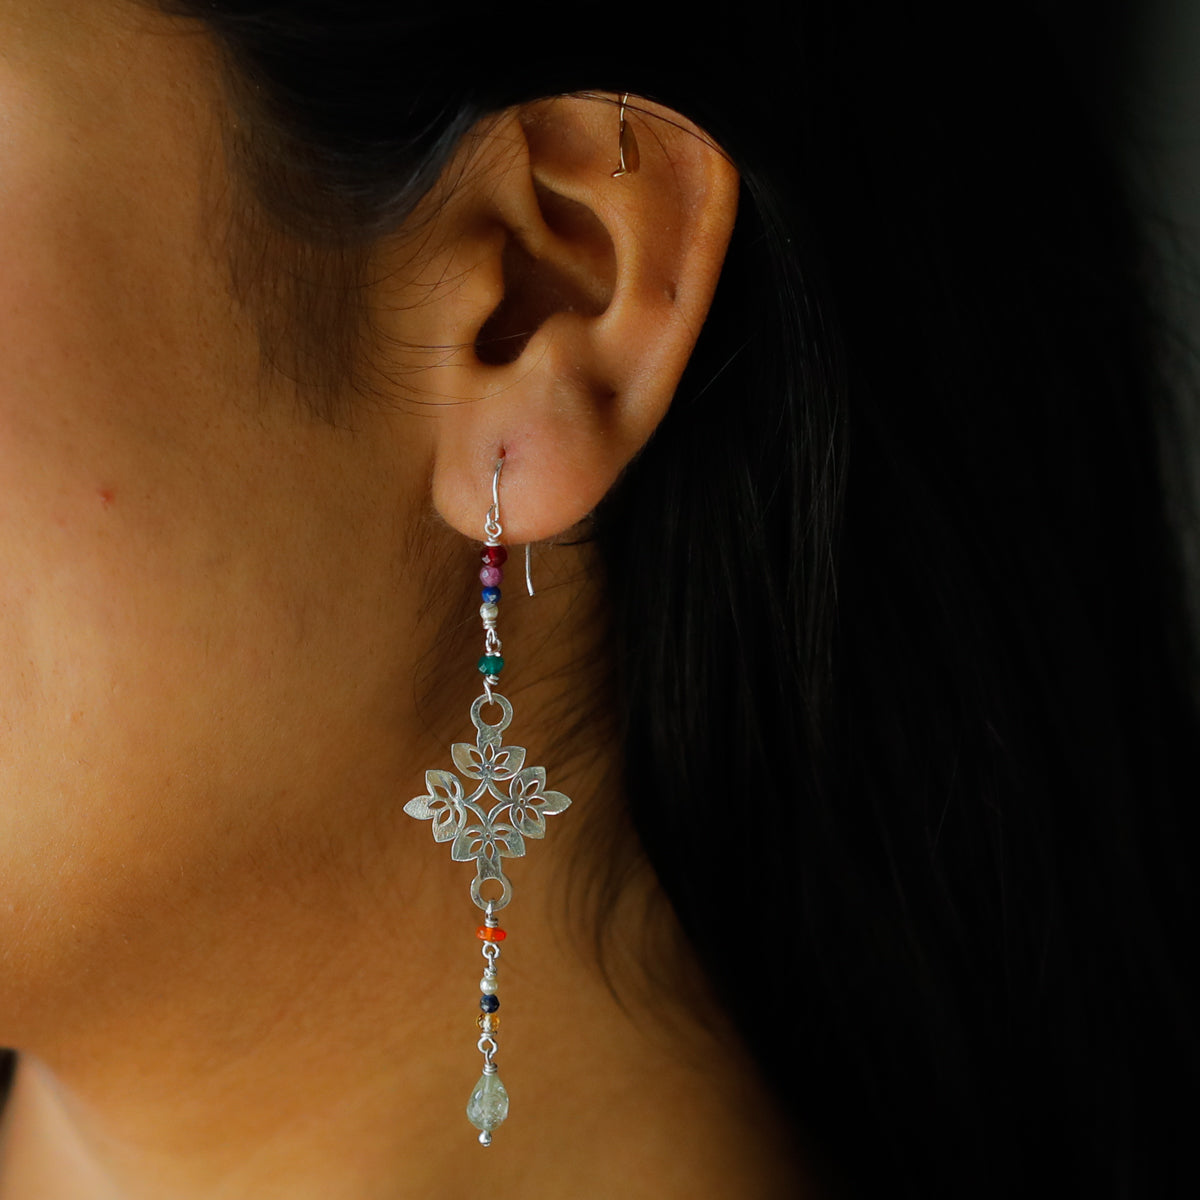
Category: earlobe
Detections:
[{"x1": 375, "y1": 94, "x2": 739, "y2": 543}]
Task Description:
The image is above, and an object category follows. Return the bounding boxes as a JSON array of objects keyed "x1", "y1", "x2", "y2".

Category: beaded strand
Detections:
[
  {"x1": 477, "y1": 543, "x2": 507, "y2": 683},
  {"x1": 466, "y1": 537, "x2": 509, "y2": 1145}
]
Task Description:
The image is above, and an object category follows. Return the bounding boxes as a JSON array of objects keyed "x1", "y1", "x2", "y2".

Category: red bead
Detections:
[
  {"x1": 476, "y1": 926, "x2": 507, "y2": 942},
  {"x1": 481, "y1": 545, "x2": 508, "y2": 568}
]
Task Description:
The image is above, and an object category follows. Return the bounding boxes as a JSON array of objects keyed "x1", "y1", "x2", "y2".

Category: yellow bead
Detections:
[{"x1": 476, "y1": 1013, "x2": 500, "y2": 1033}]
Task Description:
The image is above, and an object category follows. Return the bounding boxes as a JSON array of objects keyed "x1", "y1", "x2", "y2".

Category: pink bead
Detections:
[{"x1": 480, "y1": 566, "x2": 503, "y2": 588}]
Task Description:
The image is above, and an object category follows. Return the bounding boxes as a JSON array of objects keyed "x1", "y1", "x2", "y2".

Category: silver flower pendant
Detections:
[{"x1": 404, "y1": 691, "x2": 571, "y2": 910}]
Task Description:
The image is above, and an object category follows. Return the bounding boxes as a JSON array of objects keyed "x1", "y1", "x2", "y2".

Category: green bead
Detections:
[{"x1": 478, "y1": 655, "x2": 505, "y2": 676}]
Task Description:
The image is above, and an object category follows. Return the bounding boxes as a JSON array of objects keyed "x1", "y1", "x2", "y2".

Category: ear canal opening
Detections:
[{"x1": 474, "y1": 185, "x2": 615, "y2": 367}]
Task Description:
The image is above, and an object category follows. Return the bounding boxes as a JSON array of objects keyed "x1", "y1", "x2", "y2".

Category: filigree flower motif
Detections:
[
  {"x1": 452, "y1": 813, "x2": 526, "y2": 866},
  {"x1": 450, "y1": 740, "x2": 527, "y2": 794},
  {"x1": 507, "y1": 767, "x2": 571, "y2": 838},
  {"x1": 403, "y1": 769, "x2": 466, "y2": 842},
  {"x1": 404, "y1": 691, "x2": 572, "y2": 908}
]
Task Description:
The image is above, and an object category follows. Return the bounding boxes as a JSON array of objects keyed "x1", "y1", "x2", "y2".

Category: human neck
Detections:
[
  {"x1": 0, "y1": 871, "x2": 802, "y2": 1200},
  {"x1": 0, "y1": 543, "x2": 804, "y2": 1198}
]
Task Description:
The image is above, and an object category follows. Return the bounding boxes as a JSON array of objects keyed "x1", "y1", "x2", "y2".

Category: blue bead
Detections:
[
  {"x1": 479, "y1": 994, "x2": 500, "y2": 1013},
  {"x1": 481, "y1": 586, "x2": 501, "y2": 604}
]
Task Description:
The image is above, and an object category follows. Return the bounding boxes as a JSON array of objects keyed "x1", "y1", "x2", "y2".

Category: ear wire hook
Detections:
[
  {"x1": 486, "y1": 454, "x2": 536, "y2": 597},
  {"x1": 485, "y1": 455, "x2": 504, "y2": 543},
  {"x1": 611, "y1": 93, "x2": 639, "y2": 178}
]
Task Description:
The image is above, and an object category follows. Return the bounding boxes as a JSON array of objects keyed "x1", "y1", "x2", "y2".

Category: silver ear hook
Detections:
[
  {"x1": 485, "y1": 456, "x2": 504, "y2": 544},
  {"x1": 485, "y1": 454, "x2": 535, "y2": 595},
  {"x1": 611, "y1": 93, "x2": 639, "y2": 178}
]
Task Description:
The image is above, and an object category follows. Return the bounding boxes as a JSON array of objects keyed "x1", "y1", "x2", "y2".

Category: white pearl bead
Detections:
[{"x1": 480, "y1": 975, "x2": 498, "y2": 994}]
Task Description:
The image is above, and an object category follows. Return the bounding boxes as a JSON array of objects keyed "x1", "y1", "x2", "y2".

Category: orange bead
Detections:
[
  {"x1": 476, "y1": 1013, "x2": 501, "y2": 1033},
  {"x1": 475, "y1": 925, "x2": 507, "y2": 942}
]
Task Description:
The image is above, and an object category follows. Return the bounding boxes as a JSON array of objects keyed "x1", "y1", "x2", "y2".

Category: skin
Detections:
[{"x1": 0, "y1": 2, "x2": 804, "y2": 1196}]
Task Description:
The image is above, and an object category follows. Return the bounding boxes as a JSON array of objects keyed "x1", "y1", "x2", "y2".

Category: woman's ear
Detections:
[{"x1": 373, "y1": 94, "x2": 739, "y2": 542}]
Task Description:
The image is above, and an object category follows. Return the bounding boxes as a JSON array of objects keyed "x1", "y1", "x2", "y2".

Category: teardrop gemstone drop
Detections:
[{"x1": 466, "y1": 1071, "x2": 510, "y2": 1132}]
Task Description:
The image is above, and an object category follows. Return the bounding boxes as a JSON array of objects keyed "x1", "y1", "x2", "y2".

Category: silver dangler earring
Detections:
[{"x1": 403, "y1": 454, "x2": 571, "y2": 1147}]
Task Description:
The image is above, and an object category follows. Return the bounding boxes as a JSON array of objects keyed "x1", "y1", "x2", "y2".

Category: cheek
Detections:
[
  {"x1": 0, "y1": 399, "x2": 396, "y2": 1037},
  {"x1": 0, "y1": 10, "x2": 436, "y2": 1041},
  {"x1": 0, "y1": 38, "x2": 256, "y2": 837},
  {"x1": 0, "y1": 39, "x2": 338, "y2": 1003},
  {"x1": 0, "y1": 19, "x2": 228, "y2": 390}
]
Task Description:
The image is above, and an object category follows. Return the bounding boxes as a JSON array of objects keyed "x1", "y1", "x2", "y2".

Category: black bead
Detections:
[{"x1": 479, "y1": 993, "x2": 500, "y2": 1013}]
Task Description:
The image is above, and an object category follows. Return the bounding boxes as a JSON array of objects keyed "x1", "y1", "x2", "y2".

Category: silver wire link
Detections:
[
  {"x1": 484, "y1": 456, "x2": 504, "y2": 544},
  {"x1": 483, "y1": 453, "x2": 534, "y2": 592},
  {"x1": 477, "y1": 909, "x2": 501, "y2": 1071}
]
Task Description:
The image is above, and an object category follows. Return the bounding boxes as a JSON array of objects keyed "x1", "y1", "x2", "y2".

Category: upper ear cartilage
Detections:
[{"x1": 611, "y1": 93, "x2": 640, "y2": 178}]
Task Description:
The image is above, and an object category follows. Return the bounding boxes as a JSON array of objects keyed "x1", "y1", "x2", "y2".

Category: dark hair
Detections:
[{"x1": 157, "y1": 2, "x2": 1200, "y2": 1195}]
